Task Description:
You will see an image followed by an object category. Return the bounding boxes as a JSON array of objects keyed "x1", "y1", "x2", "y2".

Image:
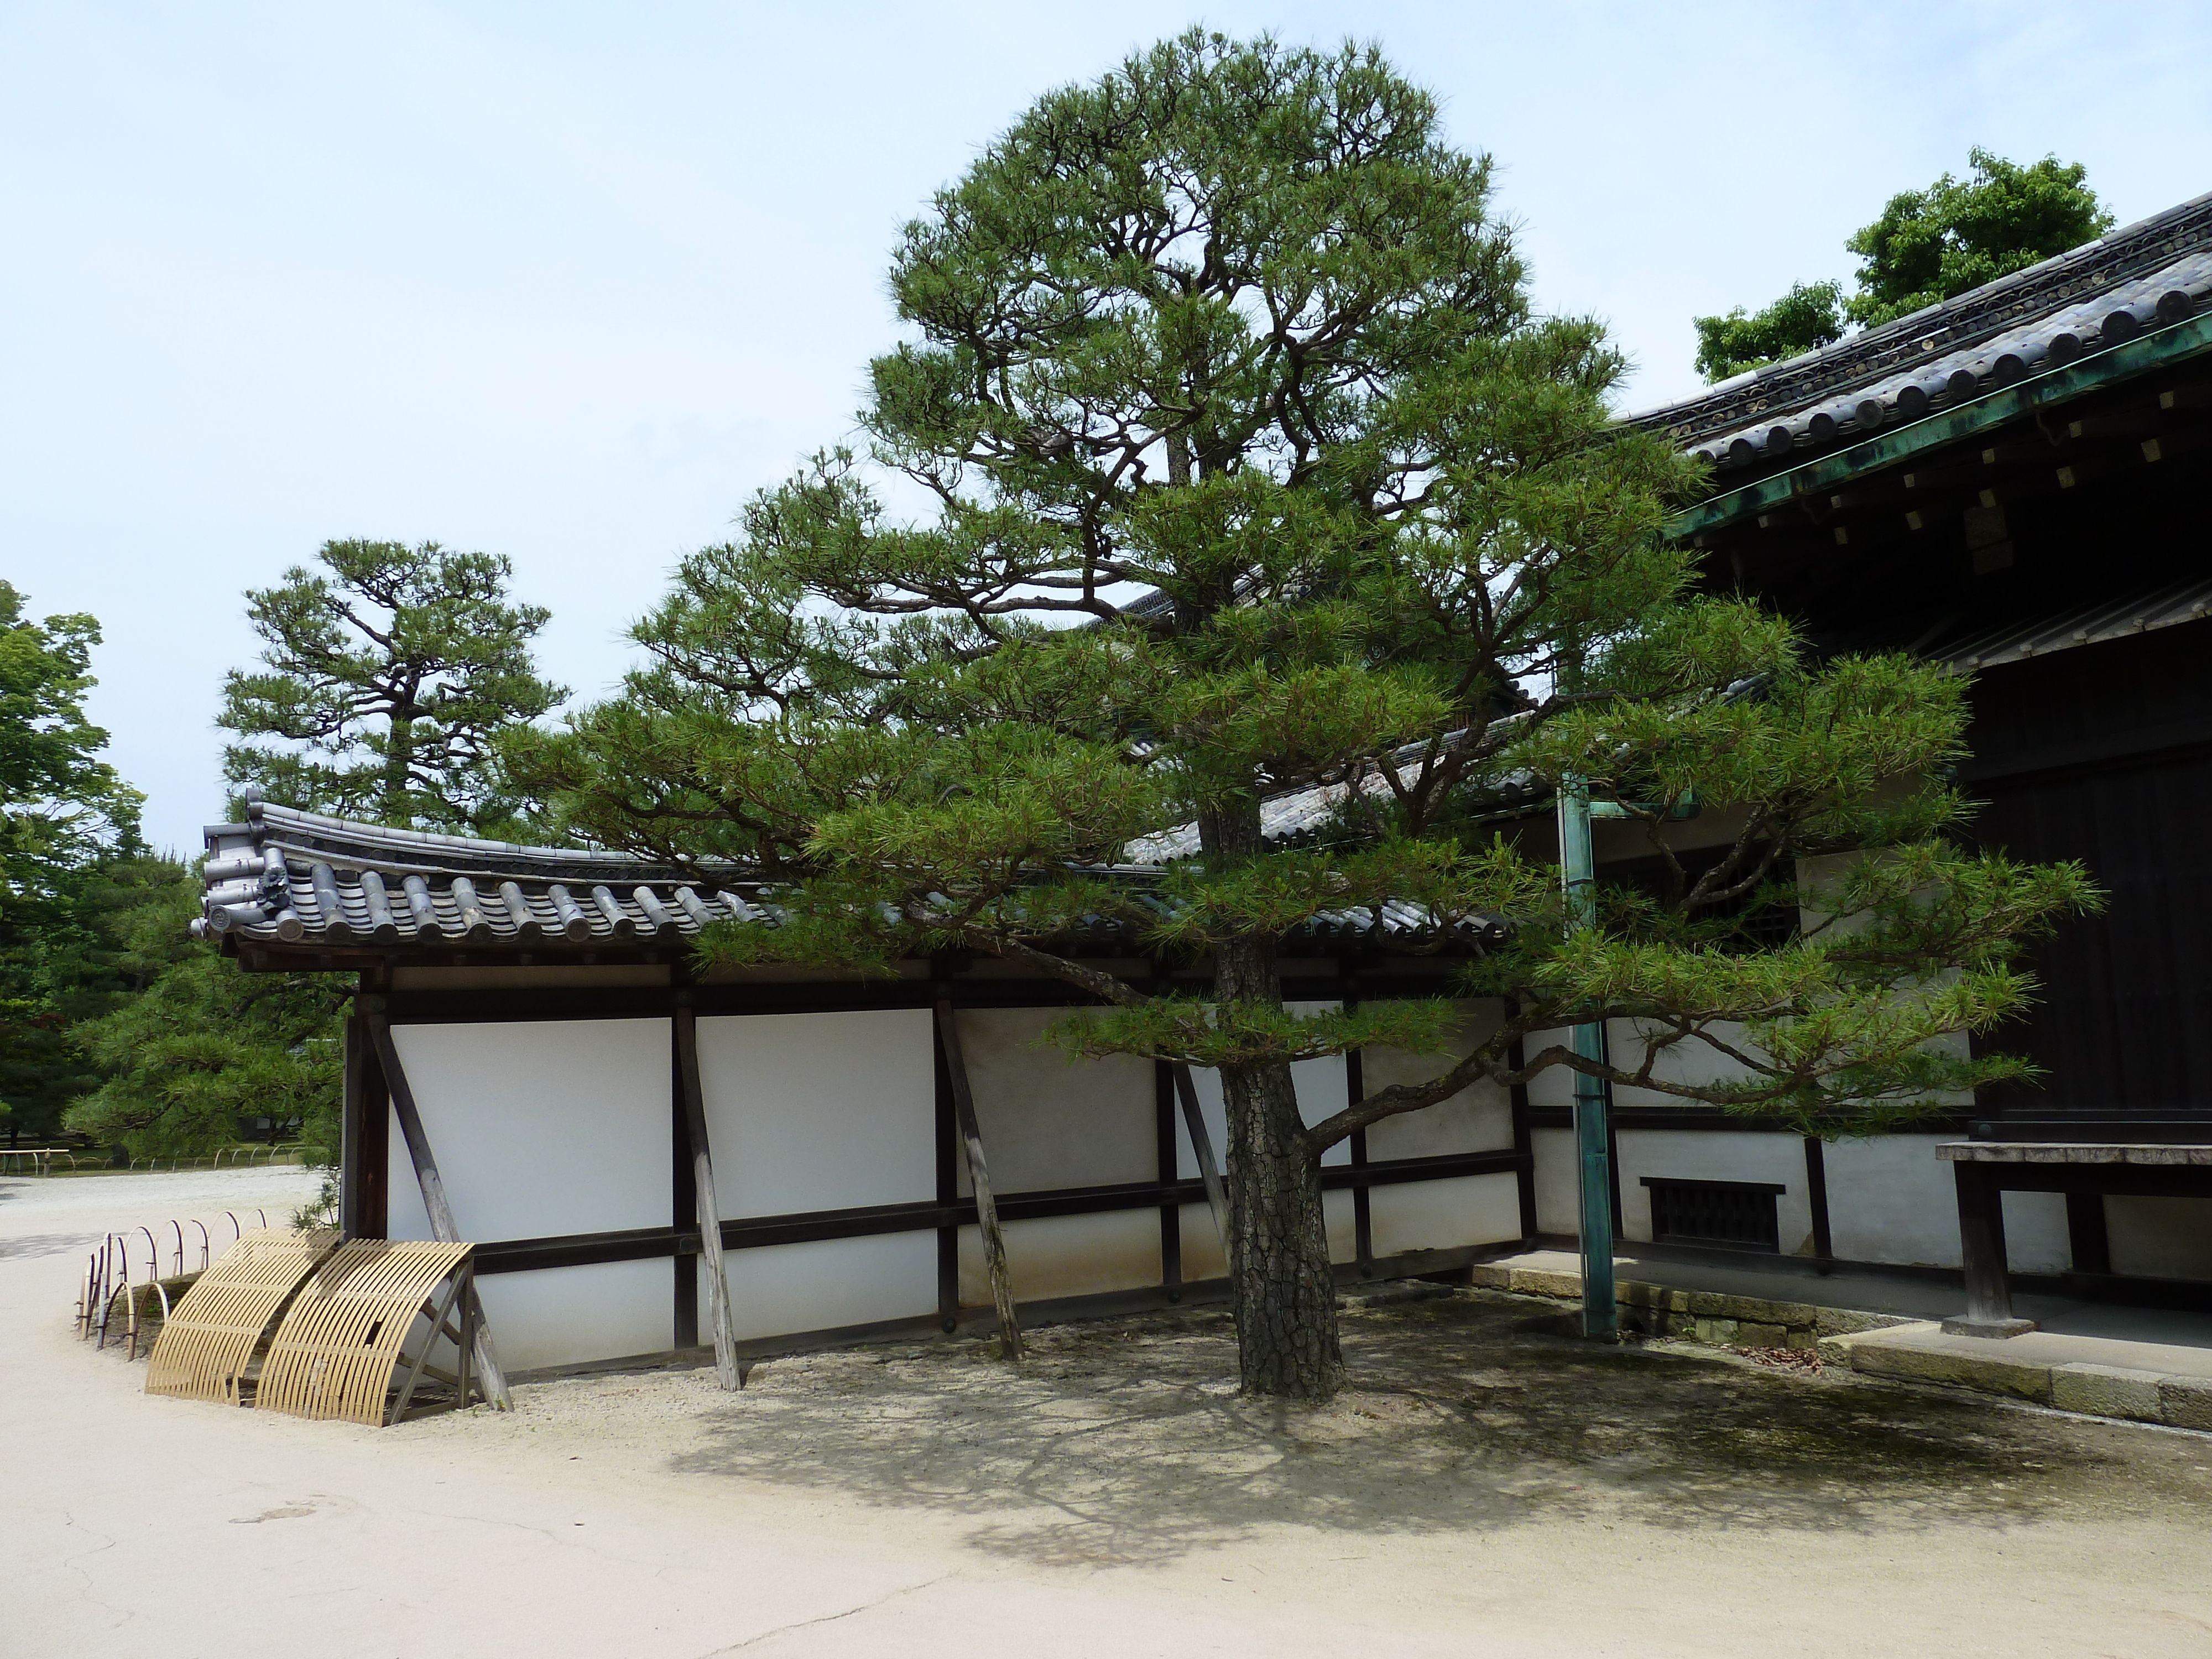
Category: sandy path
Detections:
[{"x1": 4, "y1": 1167, "x2": 2210, "y2": 1658}]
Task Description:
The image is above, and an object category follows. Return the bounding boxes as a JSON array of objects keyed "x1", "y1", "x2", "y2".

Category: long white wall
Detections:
[{"x1": 372, "y1": 995, "x2": 1538, "y2": 1371}]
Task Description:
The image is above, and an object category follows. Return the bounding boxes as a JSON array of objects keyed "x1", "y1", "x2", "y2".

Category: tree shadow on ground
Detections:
[{"x1": 664, "y1": 1292, "x2": 2184, "y2": 1568}]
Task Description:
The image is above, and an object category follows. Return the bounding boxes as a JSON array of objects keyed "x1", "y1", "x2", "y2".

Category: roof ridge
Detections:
[{"x1": 1627, "y1": 189, "x2": 2212, "y2": 448}]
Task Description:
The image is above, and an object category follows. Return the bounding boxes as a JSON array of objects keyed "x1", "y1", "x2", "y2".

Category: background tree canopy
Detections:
[
  {"x1": 221, "y1": 539, "x2": 567, "y2": 837},
  {"x1": 1693, "y1": 148, "x2": 2113, "y2": 382},
  {"x1": 523, "y1": 32, "x2": 2095, "y2": 1398},
  {"x1": 0, "y1": 545, "x2": 560, "y2": 1177}
]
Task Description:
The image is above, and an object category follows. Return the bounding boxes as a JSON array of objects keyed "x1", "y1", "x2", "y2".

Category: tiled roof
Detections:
[
  {"x1": 1630, "y1": 190, "x2": 2212, "y2": 481},
  {"x1": 196, "y1": 793, "x2": 1508, "y2": 958},
  {"x1": 1931, "y1": 575, "x2": 2212, "y2": 674}
]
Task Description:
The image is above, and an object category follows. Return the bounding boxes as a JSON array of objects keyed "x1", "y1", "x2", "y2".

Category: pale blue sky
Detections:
[{"x1": 6, "y1": 3, "x2": 2207, "y2": 854}]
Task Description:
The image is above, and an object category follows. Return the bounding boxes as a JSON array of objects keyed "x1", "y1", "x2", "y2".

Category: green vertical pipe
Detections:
[{"x1": 1557, "y1": 774, "x2": 1619, "y2": 1340}]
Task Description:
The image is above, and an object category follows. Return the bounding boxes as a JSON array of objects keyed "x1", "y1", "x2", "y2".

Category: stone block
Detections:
[
  {"x1": 1849, "y1": 1339, "x2": 2053, "y2": 1404},
  {"x1": 1817, "y1": 1332, "x2": 1860, "y2": 1371},
  {"x1": 1818, "y1": 1308, "x2": 1914, "y2": 1337},
  {"x1": 1507, "y1": 1267, "x2": 1583, "y2": 1298},
  {"x1": 1464, "y1": 1262, "x2": 1514, "y2": 1291},
  {"x1": 1733, "y1": 1321, "x2": 1790, "y2": 1348},
  {"x1": 2159, "y1": 1374, "x2": 2212, "y2": 1432},
  {"x1": 2049, "y1": 1363, "x2": 2166, "y2": 1423},
  {"x1": 1617, "y1": 1281, "x2": 1693, "y2": 1315}
]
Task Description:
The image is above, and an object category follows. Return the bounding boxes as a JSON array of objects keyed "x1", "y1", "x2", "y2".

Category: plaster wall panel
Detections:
[
  {"x1": 1369, "y1": 1172, "x2": 1521, "y2": 1257},
  {"x1": 2105, "y1": 1197, "x2": 2212, "y2": 1280},
  {"x1": 713, "y1": 1233, "x2": 937, "y2": 1340},
  {"x1": 695, "y1": 1009, "x2": 935, "y2": 1217},
  {"x1": 1531, "y1": 1127, "x2": 1579, "y2": 1234},
  {"x1": 386, "y1": 1018, "x2": 672, "y2": 1243},
  {"x1": 478, "y1": 1261, "x2": 674, "y2": 1374},
  {"x1": 1361, "y1": 1000, "x2": 1513, "y2": 1160},
  {"x1": 1822, "y1": 1135, "x2": 2068, "y2": 1271},
  {"x1": 1178, "y1": 1203, "x2": 1227, "y2": 1281},
  {"x1": 952, "y1": 1008, "x2": 1153, "y2": 1194},
  {"x1": 1176, "y1": 1003, "x2": 1352, "y2": 1176},
  {"x1": 958, "y1": 1210, "x2": 1160, "y2": 1305},
  {"x1": 1613, "y1": 1130, "x2": 1812, "y2": 1253},
  {"x1": 1324, "y1": 1190, "x2": 1357, "y2": 1262},
  {"x1": 1180, "y1": 1191, "x2": 1354, "y2": 1272}
]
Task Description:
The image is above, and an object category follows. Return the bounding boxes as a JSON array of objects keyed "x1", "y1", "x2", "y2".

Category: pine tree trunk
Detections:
[
  {"x1": 1219, "y1": 1048, "x2": 1343, "y2": 1399},
  {"x1": 1200, "y1": 795, "x2": 1344, "y2": 1401}
]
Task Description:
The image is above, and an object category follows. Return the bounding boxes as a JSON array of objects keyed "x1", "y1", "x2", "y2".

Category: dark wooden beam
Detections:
[{"x1": 1802, "y1": 1136, "x2": 1835, "y2": 1275}]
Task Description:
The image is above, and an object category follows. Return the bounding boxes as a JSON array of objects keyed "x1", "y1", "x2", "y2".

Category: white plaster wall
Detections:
[
  {"x1": 1615, "y1": 1130, "x2": 1813, "y2": 1255},
  {"x1": 386, "y1": 1019, "x2": 676, "y2": 1370},
  {"x1": 2106, "y1": 1197, "x2": 2212, "y2": 1281},
  {"x1": 1177, "y1": 1002, "x2": 1351, "y2": 1174},
  {"x1": 1361, "y1": 1000, "x2": 1513, "y2": 1160},
  {"x1": 952, "y1": 1008, "x2": 1154, "y2": 1193},
  {"x1": 1823, "y1": 1135, "x2": 2069, "y2": 1272},
  {"x1": 1370, "y1": 1172, "x2": 1521, "y2": 1257},
  {"x1": 959, "y1": 1210, "x2": 1159, "y2": 1305},
  {"x1": 1178, "y1": 1203, "x2": 1225, "y2": 1281},
  {"x1": 711, "y1": 1234, "x2": 937, "y2": 1340},
  {"x1": 1531, "y1": 1127, "x2": 1579, "y2": 1234},
  {"x1": 695, "y1": 1008, "x2": 935, "y2": 1215},
  {"x1": 388, "y1": 1019, "x2": 672, "y2": 1240},
  {"x1": 1177, "y1": 1190, "x2": 1355, "y2": 1276},
  {"x1": 481, "y1": 1261, "x2": 674, "y2": 1373}
]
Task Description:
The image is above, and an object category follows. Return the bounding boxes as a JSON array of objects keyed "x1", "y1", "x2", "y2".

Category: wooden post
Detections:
[
  {"x1": 364, "y1": 1010, "x2": 515, "y2": 1407},
  {"x1": 1506, "y1": 1010, "x2": 1538, "y2": 1244},
  {"x1": 1169, "y1": 1063, "x2": 1229, "y2": 1246},
  {"x1": 1802, "y1": 1135, "x2": 1835, "y2": 1275},
  {"x1": 675, "y1": 1000, "x2": 740, "y2": 1390},
  {"x1": 1942, "y1": 1160, "x2": 2035, "y2": 1337},
  {"x1": 1154, "y1": 1060, "x2": 1182, "y2": 1302},
  {"x1": 2065, "y1": 1191, "x2": 2111, "y2": 1279},
  {"x1": 934, "y1": 998, "x2": 1024, "y2": 1360}
]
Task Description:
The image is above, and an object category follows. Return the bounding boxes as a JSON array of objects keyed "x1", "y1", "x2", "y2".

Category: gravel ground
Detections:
[{"x1": 7, "y1": 1167, "x2": 2212, "y2": 1658}]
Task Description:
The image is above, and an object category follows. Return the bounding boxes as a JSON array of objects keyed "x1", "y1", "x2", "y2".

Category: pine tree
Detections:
[
  {"x1": 221, "y1": 539, "x2": 566, "y2": 836},
  {"x1": 526, "y1": 33, "x2": 2096, "y2": 1398}
]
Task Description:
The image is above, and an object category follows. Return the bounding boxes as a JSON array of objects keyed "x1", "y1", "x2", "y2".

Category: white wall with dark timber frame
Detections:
[
  {"x1": 952, "y1": 1008, "x2": 1158, "y2": 1305},
  {"x1": 1364, "y1": 1001, "x2": 1521, "y2": 1256},
  {"x1": 387, "y1": 1018, "x2": 675, "y2": 1370},
  {"x1": 695, "y1": 1009, "x2": 938, "y2": 1339}
]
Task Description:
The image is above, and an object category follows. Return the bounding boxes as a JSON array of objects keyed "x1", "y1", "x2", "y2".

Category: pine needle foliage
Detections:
[
  {"x1": 221, "y1": 539, "x2": 566, "y2": 836},
  {"x1": 523, "y1": 34, "x2": 2097, "y2": 1395}
]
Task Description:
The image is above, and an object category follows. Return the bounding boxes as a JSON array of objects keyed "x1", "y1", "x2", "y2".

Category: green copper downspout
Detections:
[{"x1": 1557, "y1": 774, "x2": 1619, "y2": 1340}]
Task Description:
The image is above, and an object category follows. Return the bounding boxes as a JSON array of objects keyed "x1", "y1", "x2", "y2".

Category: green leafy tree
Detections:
[
  {"x1": 221, "y1": 539, "x2": 567, "y2": 836},
  {"x1": 0, "y1": 583, "x2": 144, "y2": 1140},
  {"x1": 1693, "y1": 148, "x2": 2112, "y2": 380},
  {"x1": 1692, "y1": 281, "x2": 1845, "y2": 382},
  {"x1": 1844, "y1": 147, "x2": 2114, "y2": 327},
  {"x1": 524, "y1": 33, "x2": 2095, "y2": 1399},
  {"x1": 65, "y1": 865, "x2": 346, "y2": 1159}
]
